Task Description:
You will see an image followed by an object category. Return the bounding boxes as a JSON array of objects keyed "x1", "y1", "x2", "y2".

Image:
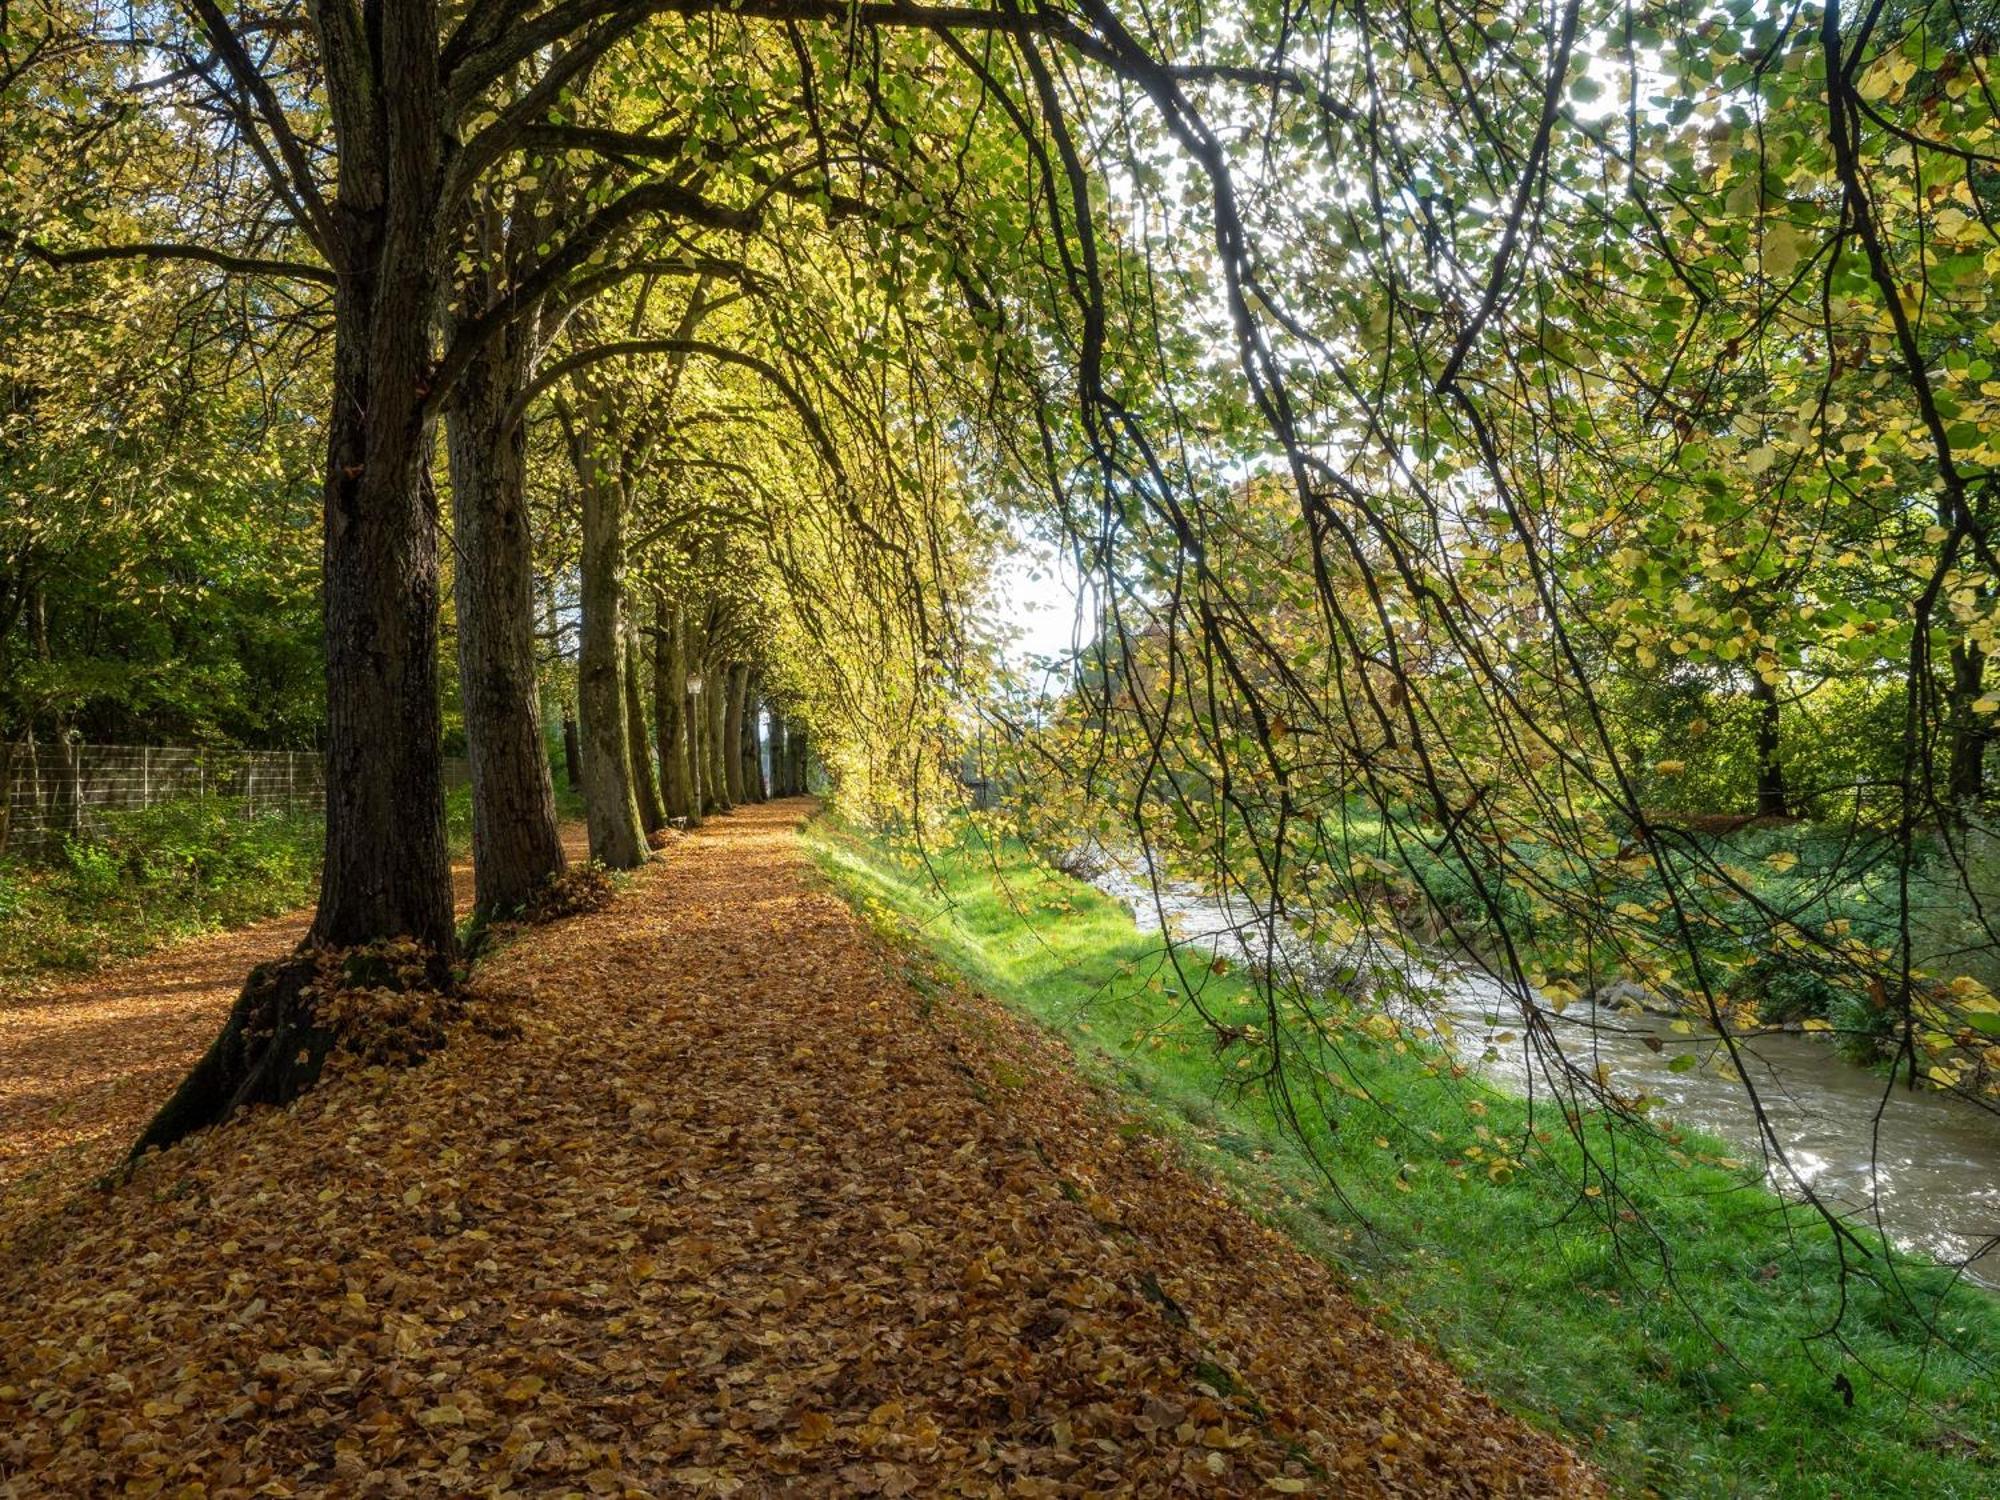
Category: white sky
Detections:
[{"x1": 979, "y1": 535, "x2": 1091, "y2": 670}]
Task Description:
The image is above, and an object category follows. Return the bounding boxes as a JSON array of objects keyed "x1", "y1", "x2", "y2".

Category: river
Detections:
[{"x1": 1088, "y1": 849, "x2": 2000, "y2": 1285}]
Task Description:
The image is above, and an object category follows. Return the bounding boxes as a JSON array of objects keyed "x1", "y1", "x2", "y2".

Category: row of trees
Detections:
[
  {"x1": 5, "y1": 2, "x2": 1016, "y2": 1141},
  {"x1": 9, "y1": 0, "x2": 1998, "y2": 1306}
]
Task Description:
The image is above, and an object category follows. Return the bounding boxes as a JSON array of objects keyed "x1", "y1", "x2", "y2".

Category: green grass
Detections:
[
  {"x1": 805, "y1": 815, "x2": 2000, "y2": 1498},
  {"x1": 0, "y1": 779, "x2": 538, "y2": 987},
  {"x1": 0, "y1": 801, "x2": 324, "y2": 984}
]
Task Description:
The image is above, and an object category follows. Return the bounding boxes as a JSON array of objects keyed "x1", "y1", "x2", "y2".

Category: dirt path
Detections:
[
  {"x1": 0, "y1": 826, "x2": 587, "y2": 1214},
  {"x1": 0, "y1": 801, "x2": 1593, "y2": 1496}
]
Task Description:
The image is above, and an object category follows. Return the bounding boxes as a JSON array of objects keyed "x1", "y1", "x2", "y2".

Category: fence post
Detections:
[{"x1": 141, "y1": 745, "x2": 151, "y2": 811}]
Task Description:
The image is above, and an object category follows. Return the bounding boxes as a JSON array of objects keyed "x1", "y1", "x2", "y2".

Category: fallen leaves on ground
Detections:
[
  {"x1": 0, "y1": 801, "x2": 1595, "y2": 1496},
  {"x1": 0, "y1": 830, "x2": 587, "y2": 1223}
]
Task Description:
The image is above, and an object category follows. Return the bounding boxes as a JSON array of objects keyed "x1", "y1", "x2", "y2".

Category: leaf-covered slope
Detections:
[{"x1": 0, "y1": 801, "x2": 1592, "y2": 1496}]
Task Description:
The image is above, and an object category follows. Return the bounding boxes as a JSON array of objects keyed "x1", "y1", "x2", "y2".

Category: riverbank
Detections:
[
  {"x1": 1083, "y1": 842, "x2": 2000, "y2": 1286},
  {"x1": 806, "y1": 816, "x2": 2000, "y2": 1497}
]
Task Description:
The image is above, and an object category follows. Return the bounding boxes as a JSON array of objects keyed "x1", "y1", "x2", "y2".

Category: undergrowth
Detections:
[
  {"x1": 0, "y1": 801, "x2": 322, "y2": 984},
  {"x1": 806, "y1": 814, "x2": 2000, "y2": 1499},
  {"x1": 0, "y1": 782, "x2": 512, "y2": 987}
]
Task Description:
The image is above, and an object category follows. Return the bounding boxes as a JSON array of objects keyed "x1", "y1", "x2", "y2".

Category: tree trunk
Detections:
[
  {"x1": 1948, "y1": 638, "x2": 1987, "y2": 815},
  {"x1": 624, "y1": 621, "x2": 666, "y2": 835},
  {"x1": 683, "y1": 610, "x2": 708, "y2": 821},
  {"x1": 789, "y1": 723, "x2": 809, "y2": 797},
  {"x1": 576, "y1": 451, "x2": 647, "y2": 869},
  {"x1": 742, "y1": 670, "x2": 767, "y2": 802},
  {"x1": 1750, "y1": 672, "x2": 1788, "y2": 819},
  {"x1": 312, "y1": 61, "x2": 453, "y2": 956},
  {"x1": 767, "y1": 716, "x2": 788, "y2": 798},
  {"x1": 655, "y1": 600, "x2": 693, "y2": 822},
  {"x1": 561, "y1": 706, "x2": 583, "y2": 791},
  {"x1": 684, "y1": 688, "x2": 704, "y2": 820},
  {"x1": 137, "y1": 8, "x2": 456, "y2": 1156},
  {"x1": 445, "y1": 317, "x2": 566, "y2": 915},
  {"x1": 704, "y1": 658, "x2": 733, "y2": 814},
  {"x1": 723, "y1": 663, "x2": 748, "y2": 805}
]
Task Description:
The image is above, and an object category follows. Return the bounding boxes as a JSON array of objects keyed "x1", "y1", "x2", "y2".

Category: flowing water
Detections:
[{"x1": 1089, "y1": 850, "x2": 2000, "y2": 1285}]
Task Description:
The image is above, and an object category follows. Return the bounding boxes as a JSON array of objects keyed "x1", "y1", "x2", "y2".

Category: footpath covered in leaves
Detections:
[
  {"x1": 0, "y1": 800, "x2": 1595, "y2": 1496},
  {"x1": 0, "y1": 831, "x2": 588, "y2": 1221}
]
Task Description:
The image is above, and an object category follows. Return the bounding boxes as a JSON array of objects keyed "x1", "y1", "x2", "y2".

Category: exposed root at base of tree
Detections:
[{"x1": 128, "y1": 939, "x2": 457, "y2": 1161}]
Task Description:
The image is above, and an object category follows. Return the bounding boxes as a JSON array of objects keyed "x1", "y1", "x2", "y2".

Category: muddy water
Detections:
[{"x1": 1090, "y1": 851, "x2": 2000, "y2": 1284}]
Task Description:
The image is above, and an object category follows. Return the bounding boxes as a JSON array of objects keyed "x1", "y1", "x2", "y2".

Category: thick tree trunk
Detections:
[
  {"x1": 445, "y1": 321, "x2": 566, "y2": 915},
  {"x1": 624, "y1": 622, "x2": 666, "y2": 835},
  {"x1": 313, "y1": 116, "x2": 452, "y2": 953},
  {"x1": 561, "y1": 706, "x2": 583, "y2": 791},
  {"x1": 655, "y1": 600, "x2": 693, "y2": 822},
  {"x1": 723, "y1": 663, "x2": 748, "y2": 805},
  {"x1": 1750, "y1": 673, "x2": 1788, "y2": 819},
  {"x1": 704, "y1": 659, "x2": 733, "y2": 814},
  {"x1": 137, "y1": 7, "x2": 455, "y2": 1156},
  {"x1": 576, "y1": 457, "x2": 647, "y2": 868}
]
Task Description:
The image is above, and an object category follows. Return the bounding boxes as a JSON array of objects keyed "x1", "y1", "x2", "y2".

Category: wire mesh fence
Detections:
[{"x1": 0, "y1": 741, "x2": 470, "y2": 860}]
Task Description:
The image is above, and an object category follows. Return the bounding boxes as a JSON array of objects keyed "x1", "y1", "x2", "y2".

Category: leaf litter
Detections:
[{"x1": 0, "y1": 801, "x2": 1595, "y2": 1495}]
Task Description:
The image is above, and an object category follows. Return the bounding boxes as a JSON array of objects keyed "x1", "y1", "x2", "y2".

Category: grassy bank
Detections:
[
  {"x1": 0, "y1": 781, "x2": 553, "y2": 987},
  {"x1": 806, "y1": 815, "x2": 2000, "y2": 1498},
  {"x1": 0, "y1": 801, "x2": 323, "y2": 984}
]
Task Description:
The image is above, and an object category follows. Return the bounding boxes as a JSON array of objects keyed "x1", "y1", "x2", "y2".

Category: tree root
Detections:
[{"x1": 128, "y1": 940, "x2": 456, "y2": 1164}]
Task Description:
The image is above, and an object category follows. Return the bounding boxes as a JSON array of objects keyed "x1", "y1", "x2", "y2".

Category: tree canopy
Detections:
[{"x1": 5, "y1": 0, "x2": 2000, "y2": 1358}]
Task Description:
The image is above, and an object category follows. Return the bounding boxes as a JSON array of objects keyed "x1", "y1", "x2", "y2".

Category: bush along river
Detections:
[{"x1": 1086, "y1": 847, "x2": 2000, "y2": 1286}]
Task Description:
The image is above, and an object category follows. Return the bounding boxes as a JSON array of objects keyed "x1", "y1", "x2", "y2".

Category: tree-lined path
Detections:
[{"x1": 0, "y1": 802, "x2": 1590, "y2": 1495}]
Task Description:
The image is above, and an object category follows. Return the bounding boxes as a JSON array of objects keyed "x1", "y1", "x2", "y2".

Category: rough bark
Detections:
[
  {"x1": 1750, "y1": 672, "x2": 1788, "y2": 820},
  {"x1": 311, "y1": 4, "x2": 454, "y2": 956},
  {"x1": 562, "y1": 707, "x2": 583, "y2": 791},
  {"x1": 723, "y1": 663, "x2": 748, "y2": 806},
  {"x1": 576, "y1": 450, "x2": 647, "y2": 868},
  {"x1": 138, "y1": 5, "x2": 457, "y2": 1157},
  {"x1": 704, "y1": 656, "x2": 733, "y2": 814},
  {"x1": 625, "y1": 622, "x2": 667, "y2": 835},
  {"x1": 445, "y1": 316, "x2": 566, "y2": 915},
  {"x1": 655, "y1": 600, "x2": 694, "y2": 821}
]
